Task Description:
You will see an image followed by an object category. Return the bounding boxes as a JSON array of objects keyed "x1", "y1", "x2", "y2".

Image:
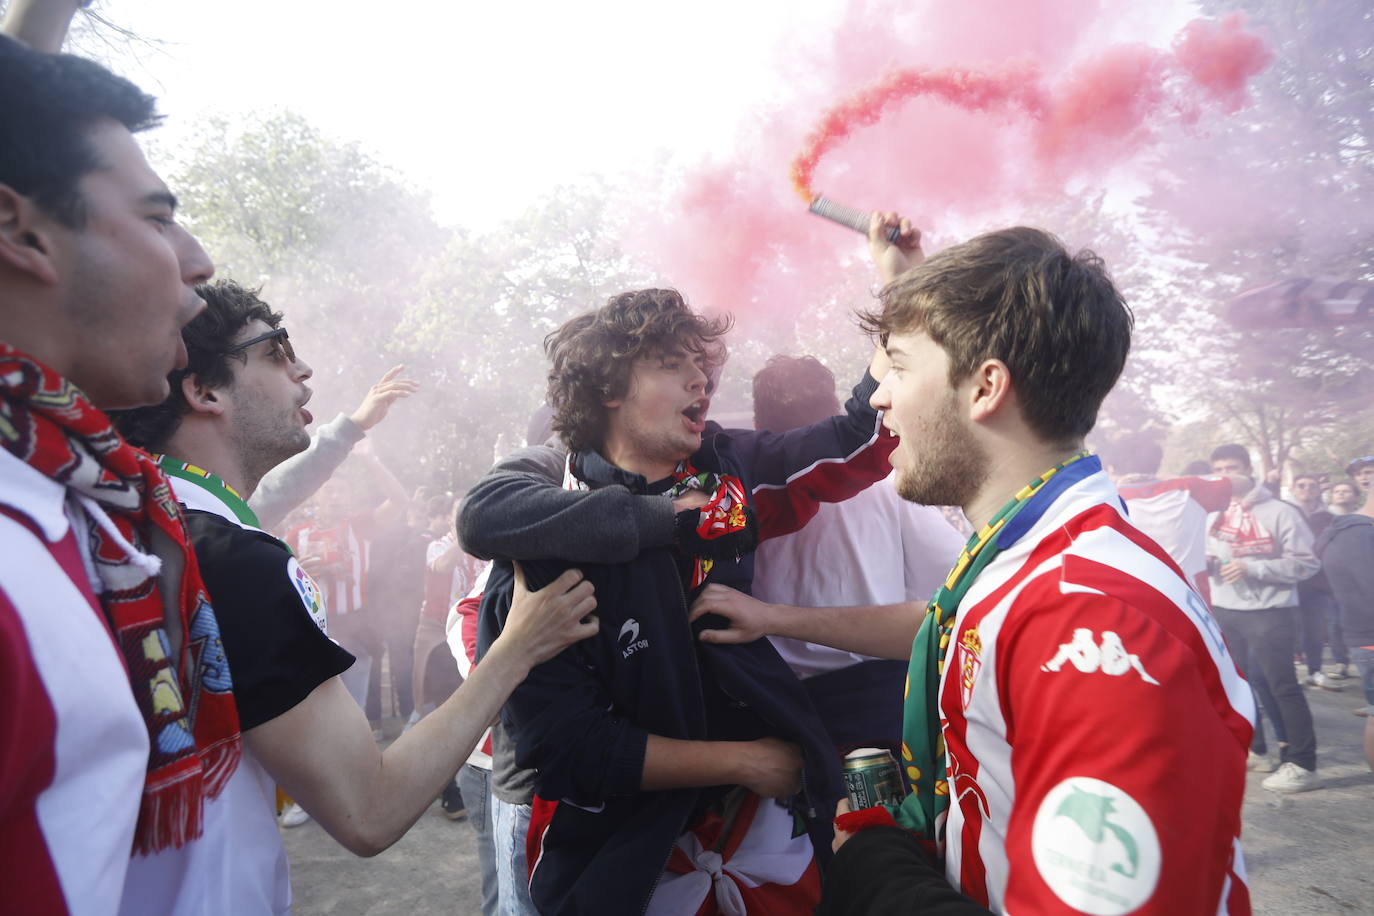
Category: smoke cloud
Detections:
[{"x1": 623, "y1": 2, "x2": 1271, "y2": 333}]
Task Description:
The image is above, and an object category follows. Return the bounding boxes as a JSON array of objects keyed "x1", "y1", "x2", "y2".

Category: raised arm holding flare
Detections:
[{"x1": 0, "y1": 0, "x2": 80, "y2": 52}]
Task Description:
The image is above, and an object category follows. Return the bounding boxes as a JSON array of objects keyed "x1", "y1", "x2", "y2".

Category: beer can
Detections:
[{"x1": 843, "y1": 748, "x2": 904, "y2": 810}]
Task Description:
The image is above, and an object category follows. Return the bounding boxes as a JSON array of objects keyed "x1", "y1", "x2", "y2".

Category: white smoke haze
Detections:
[{"x1": 30, "y1": 0, "x2": 1368, "y2": 493}]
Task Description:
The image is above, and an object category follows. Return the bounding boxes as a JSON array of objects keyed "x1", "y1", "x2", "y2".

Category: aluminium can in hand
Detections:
[{"x1": 842, "y1": 747, "x2": 904, "y2": 810}]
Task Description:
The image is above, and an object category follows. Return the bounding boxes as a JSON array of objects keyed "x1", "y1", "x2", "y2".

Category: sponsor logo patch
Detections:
[
  {"x1": 1031, "y1": 777, "x2": 1161, "y2": 915},
  {"x1": 619, "y1": 618, "x2": 649, "y2": 659},
  {"x1": 1041, "y1": 629, "x2": 1160, "y2": 685},
  {"x1": 287, "y1": 557, "x2": 329, "y2": 635}
]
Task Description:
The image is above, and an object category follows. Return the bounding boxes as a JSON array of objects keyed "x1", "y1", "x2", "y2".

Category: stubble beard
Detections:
[
  {"x1": 235, "y1": 403, "x2": 311, "y2": 490},
  {"x1": 894, "y1": 399, "x2": 989, "y2": 509}
]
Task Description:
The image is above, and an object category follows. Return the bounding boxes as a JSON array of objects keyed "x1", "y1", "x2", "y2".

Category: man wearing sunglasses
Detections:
[{"x1": 112, "y1": 280, "x2": 600, "y2": 911}]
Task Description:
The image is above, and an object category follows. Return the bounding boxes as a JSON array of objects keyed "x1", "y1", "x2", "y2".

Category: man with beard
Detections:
[
  {"x1": 463, "y1": 221, "x2": 911, "y2": 914},
  {"x1": 111, "y1": 280, "x2": 600, "y2": 911},
  {"x1": 691, "y1": 227, "x2": 1255, "y2": 915}
]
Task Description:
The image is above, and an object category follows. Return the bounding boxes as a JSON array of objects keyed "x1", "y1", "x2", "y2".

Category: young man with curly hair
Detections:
[{"x1": 462, "y1": 217, "x2": 915, "y2": 915}]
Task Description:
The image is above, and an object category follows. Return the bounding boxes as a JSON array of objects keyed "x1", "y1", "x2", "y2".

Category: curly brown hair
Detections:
[{"x1": 545, "y1": 289, "x2": 732, "y2": 453}]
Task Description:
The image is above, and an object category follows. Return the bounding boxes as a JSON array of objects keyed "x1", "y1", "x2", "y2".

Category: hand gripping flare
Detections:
[{"x1": 807, "y1": 196, "x2": 901, "y2": 242}]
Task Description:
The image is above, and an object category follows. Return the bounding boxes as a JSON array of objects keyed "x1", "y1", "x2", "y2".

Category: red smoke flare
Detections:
[
  {"x1": 790, "y1": 64, "x2": 1045, "y2": 201},
  {"x1": 791, "y1": 12, "x2": 1272, "y2": 203}
]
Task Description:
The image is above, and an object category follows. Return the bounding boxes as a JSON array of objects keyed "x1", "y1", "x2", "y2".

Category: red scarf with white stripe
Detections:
[{"x1": 0, "y1": 344, "x2": 241, "y2": 853}]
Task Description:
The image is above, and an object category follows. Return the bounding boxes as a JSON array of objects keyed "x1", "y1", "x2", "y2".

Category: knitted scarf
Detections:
[
  {"x1": 664, "y1": 462, "x2": 750, "y2": 589},
  {"x1": 890, "y1": 452, "x2": 1094, "y2": 854},
  {"x1": 0, "y1": 343, "x2": 241, "y2": 853},
  {"x1": 1210, "y1": 493, "x2": 1275, "y2": 558}
]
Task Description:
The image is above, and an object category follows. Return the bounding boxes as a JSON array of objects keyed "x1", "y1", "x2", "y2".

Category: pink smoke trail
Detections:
[{"x1": 791, "y1": 13, "x2": 1272, "y2": 203}]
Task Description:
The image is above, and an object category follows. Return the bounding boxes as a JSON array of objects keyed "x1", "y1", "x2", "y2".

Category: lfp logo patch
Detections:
[{"x1": 287, "y1": 557, "x2": 329, "y2": 635}]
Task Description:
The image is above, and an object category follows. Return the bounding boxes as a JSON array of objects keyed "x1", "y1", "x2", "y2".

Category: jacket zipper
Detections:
[{"x1": 636, "y1": 580, "x2": 711, "y2": 915}]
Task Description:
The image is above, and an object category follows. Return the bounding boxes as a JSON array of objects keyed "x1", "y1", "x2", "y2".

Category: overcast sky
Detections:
[
  {"x1": 78, "y1": 0, "x2": 1203, "y2": 233},
  {"x1": 90, "y1": 0, "x2": 848, "y2": 229}
]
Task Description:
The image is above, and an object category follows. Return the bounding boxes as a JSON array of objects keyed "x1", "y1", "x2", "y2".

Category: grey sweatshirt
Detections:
[
  {"x1": 249, "y1": 413, "x2": 365, "y2": 531},
  {"x1": 1206, "y1": 484, "x2": 1319, "y2": 610}
]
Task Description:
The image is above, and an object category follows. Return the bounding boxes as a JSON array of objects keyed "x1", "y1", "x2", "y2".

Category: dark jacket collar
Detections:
[
  {"x1": 573, "y1": 442, "x2": 726, "y2": 493},
  {"x1": 571, "y1": 449, "x2": 651, "y2": 492}
]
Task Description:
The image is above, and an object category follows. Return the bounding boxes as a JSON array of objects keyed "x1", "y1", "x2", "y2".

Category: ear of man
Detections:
[
  {"x1": 966, "y1": 358, "x2": 1014, "y2": 423},
  {"x1": 181, "y1": 372, "x2": 227, "y2": 417},
  {"x1": 0, "y1": 185, "x2": 59, "y2": 286}
]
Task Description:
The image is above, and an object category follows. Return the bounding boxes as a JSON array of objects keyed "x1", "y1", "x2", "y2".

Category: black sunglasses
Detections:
[{"x1": 224, "y1": 327, "x2": 296, "y2": 363}]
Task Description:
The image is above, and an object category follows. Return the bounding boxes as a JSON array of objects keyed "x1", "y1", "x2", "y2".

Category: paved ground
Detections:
[{"x1": 284, "y1": 674, "x2": 1374, "y2": 915}]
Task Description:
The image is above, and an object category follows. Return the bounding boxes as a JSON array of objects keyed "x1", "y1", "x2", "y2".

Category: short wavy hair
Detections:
[
  {"x1": 862, "y1": 226, "x2": 1131, "y2": 445},
  {"x1": 545, "y1": 289, "x2": 731, "y2": 453},
  {"x1": 0, "y1": 36, "x2": 161, "y2": 227}
]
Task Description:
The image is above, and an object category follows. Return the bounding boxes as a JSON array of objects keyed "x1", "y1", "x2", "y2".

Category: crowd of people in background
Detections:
[{"x1": 2, "y1": 4, "x2": 1372, "y2": 916}]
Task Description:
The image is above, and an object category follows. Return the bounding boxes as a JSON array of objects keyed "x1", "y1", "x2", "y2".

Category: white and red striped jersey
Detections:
[
  {"x1": 0, "y1": 451, "x2": 148, "y2": 916},
  {"x1": 940, "y1": 468, "x2": 1254, "y2": 915},
  {"x1": 1116, "y1": 475, "x2": 1231, "y2": 603},
  {"x1": 288, "y1": 515, "x2": 370, "y2": 616}
]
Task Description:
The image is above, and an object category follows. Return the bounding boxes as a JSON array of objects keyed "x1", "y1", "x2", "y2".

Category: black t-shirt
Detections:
[{"x1": 185, "y1": 510, "x2": 356, "y2": 730}]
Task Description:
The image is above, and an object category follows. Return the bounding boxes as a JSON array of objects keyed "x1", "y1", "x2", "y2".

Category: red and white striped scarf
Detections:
[{"x1": 0, "y1": 343, "x2": 241, "y2": 853}]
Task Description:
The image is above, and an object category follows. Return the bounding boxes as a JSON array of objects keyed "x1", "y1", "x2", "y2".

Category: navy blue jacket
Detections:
[{"x1": 475, "y1": 371, "x2": 894, "y2": 915}]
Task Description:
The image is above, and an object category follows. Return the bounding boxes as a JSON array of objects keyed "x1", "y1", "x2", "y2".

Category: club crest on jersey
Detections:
[
  {"x1": 1031, "y1": 777, "x2": 1161, "y2": 915},
  {"x1": 1040, "y1": 629, "x2": 1160, "y2": 685},
  {"x1": 287, "y1": 557, "x2": 329, "y2": 635},
  {"x1": 958, "y1": 626, "x2": 983, "y2": 711}
]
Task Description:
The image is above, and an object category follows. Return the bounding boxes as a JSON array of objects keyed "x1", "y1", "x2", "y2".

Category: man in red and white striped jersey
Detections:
[
  {"x1": 1105, "y1": 432, "x2": 1232, "y2": 605},
  {"x1": 694, "y1": 225, "x2": 1255, "y2": 915},
  {"x1": 0, "y1": 25, "x2": 229, "y2": 916}
]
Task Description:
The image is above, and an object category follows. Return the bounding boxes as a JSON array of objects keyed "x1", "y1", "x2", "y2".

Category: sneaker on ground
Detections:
[
  {"x1": 279, "y1": 802, "x2": 311, "y2": 828},
  {"x1": 1327, "y1": 665, "x2": 1350, "y2": 680},
  {"x1": 1246, "y1": 751, "x2": 1276, "y2": 772},
  {"x1": 440, "y1": 782, "x2": 467, "y2": 821},
  {"x1": 1304, "y1": 672, "x2": 1343, "y2": 691},
  {"x1": 1355, "y1": 706, "x2": 1371, "y2": 718},
  {"x1": 1261, "y1": 762, "x2": 1321, "y2": 793}
]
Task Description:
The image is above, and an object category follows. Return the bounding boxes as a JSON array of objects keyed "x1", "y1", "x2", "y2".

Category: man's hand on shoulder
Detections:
[
  {"x1": 495, "y1": 563, "x2": 599, "y2": 670},
  {"x1": 349, "y1": 365, "x2": 420, "y2": 432},
  {"x1": 689, "y1": 584, "x2": 776, "y2": 645}
]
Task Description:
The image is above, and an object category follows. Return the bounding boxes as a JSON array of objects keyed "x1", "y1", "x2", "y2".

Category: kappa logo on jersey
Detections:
[
  {"x1": 619, "y1": 618, "x2": 649, "y2": 659},
  {"x1": 1040, "y1": 628, "x2": 1160, "y2": 685},
  {"x1": 286, "y1": 557, "x2": 329, "y2": 635},
  {"x1": 958, "y1": 627, "x2": 983, "y2": 711},
  {"x1": 1031, "y1": 777, "x2": 1162, "y2": 916}
]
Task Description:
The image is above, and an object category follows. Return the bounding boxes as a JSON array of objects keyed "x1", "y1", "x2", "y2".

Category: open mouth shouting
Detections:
[
  {"x1": 299, "y1": 388, "x2": 314, "y2": 426},
  {"x1": 681, "y1": 398, "x2": 710, "y2": 434}
]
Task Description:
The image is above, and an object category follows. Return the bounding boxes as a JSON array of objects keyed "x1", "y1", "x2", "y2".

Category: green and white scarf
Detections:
[{"x1": 890, "y1": 452, "x2": 1092, "y2": 854}]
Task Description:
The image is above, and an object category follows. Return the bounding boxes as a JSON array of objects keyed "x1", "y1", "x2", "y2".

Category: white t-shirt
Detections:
[
  {"x1": 752, "y1": 473, "x2": 965, "y2": 678},
  {"x1": 1116, "y1": 476, "x2": 1231, "y2": 583}
]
